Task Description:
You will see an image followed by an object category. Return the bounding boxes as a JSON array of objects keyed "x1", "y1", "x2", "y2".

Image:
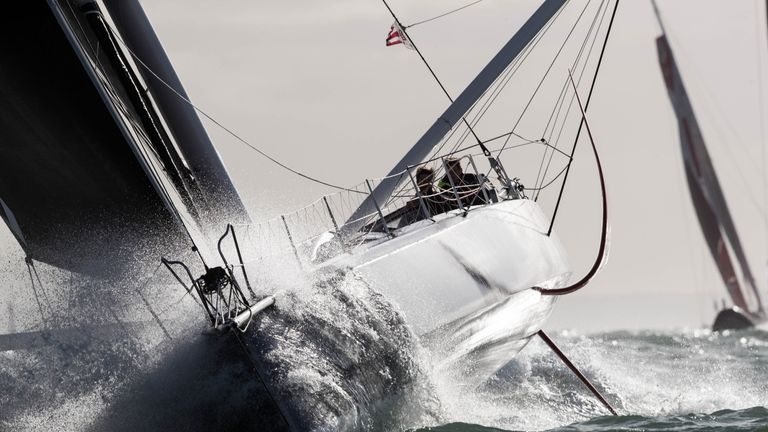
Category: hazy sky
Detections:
[{"x1": 2, "y1": 0, "x2": 767, "y2": 331}]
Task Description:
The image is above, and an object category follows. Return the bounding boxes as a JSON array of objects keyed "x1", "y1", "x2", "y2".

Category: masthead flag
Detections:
[{"x1": 385, "y1": 23, "x2": 414, "y2": 49}]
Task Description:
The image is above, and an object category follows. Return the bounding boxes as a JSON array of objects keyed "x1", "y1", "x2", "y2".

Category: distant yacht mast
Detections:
[{"x1": 653, "y1": 0, "x2": 765, "y2": 317}]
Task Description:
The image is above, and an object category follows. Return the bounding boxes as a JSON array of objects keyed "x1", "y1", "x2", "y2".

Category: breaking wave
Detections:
[
  {"x1": 414, "y1": 328, "x2": 768, "y2": 431},
  {"x1": 2, "y1": 241, "x2": 768, "y2": 432},
  {"x1": 0, "y1": 258, "x2": 438, "y2": 431}
]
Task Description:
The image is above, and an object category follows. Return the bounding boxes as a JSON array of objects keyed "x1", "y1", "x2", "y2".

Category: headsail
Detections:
[
  {"x1": 0, "y1": 1, "x2": 246, "y2": 275},
  {"x1": 655, "y1": 10, "x2": 764, "y2": 314}
]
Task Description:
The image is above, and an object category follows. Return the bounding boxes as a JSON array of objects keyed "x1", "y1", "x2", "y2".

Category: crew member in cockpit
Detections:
[
  {"x1": 438, "y1": 158, "x2": 482, "y2": 207},
  {"x1": 399, "y1": 166, "x2": 445, "y2": 227}
]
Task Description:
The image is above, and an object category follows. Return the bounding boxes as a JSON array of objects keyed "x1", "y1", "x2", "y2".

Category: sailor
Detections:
[
  {"x1": 399, "y1": 166, "x2": 445, "y2": 227},
  {"x1": 439, "y1": 157, "x2": 484, "y2": 189},
  {"x1": 415, "y1": 166, "x2": 437, "y2": 196},
  {"x1": 438, "y1": 158, "x2": 483, "y2": 207}
]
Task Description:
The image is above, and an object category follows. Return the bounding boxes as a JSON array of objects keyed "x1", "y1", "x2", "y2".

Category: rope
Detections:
[
  {"x1": 547, "y1": 0, "x2": 619, "y2": 236},
  {"x1": 503, "y1": 0, "x2": 595, "y2": 153},
  {"x1": 381, "y1": 0, "x2": 493, "y2": 161},
  {"x1": 28, "y1": 260, "x2": 54, "y2": 314},
  {"x1": 134, "y1": 263, "x2": 173, "y2": 340},
  {"x1": 385, "y1": 1, "x2": 567, "y2": 201},
  {"x1": 25, "y1": 260, "x2": 49, "y2": 330},
  {"x1": 535, "y1": 71, "x2": 607, "y2": 296},
  {"x1": 434, "y1": 3, "x2": 565, "y2": 160},
  {"x1": 451, "y1": 1, "x2": 574, "y2": 183},
  {"x1": 406, "y1": 0, "x2": 486, "y2": 28},
  {"x1": 535, "y1": 0, "x2": 609, "y2": 199},
  {"x1": 523, "y1": 164, "x2": 570, "y2": 191},
  {"x1": 103, "y1": 21, "x2": 360, "y2": 194}
]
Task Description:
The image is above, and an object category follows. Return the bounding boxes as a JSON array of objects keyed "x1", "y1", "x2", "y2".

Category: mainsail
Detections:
[{"x1": 655, "y1": 18, "x2": 764, "y2": 314}]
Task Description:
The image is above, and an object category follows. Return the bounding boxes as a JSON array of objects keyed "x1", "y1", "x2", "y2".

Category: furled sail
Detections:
[{"x1": 655, "y1": 33, "x2": 764, "y2": 314}]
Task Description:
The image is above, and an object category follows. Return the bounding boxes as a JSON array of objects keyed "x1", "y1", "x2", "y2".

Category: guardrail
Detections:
[{"x1": 230, "y1": 146, "x2": 529, "y2": 273}]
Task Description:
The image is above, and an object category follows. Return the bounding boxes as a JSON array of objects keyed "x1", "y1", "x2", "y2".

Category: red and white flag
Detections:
[{"x1": 385, "y1": 22, "x2": 414, "y2": 49}]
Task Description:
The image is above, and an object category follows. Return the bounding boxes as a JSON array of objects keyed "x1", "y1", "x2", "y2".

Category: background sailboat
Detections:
[{"x1": 653, "y1": 0, "x2": 767, "y2": 330}]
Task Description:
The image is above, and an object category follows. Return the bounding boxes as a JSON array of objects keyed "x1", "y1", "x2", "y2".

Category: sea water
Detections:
[
  {"x1": 2, "y1": 265, "x2": 768, "y2": 431},
  {"x1": 415, "y1": 329, "x2": 768, "y2": 432}
]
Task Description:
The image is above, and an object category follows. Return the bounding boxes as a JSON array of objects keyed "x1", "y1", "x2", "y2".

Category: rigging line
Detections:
[
  {"x1": 478, "y1": 0, "x2": 577, "y2": 178},
  {"x1": 381, "y1": 0, "x2": 487, "y2": 150},
  {"x1": 483, "y1": 133, "x2": 571, "y2": 158},
  {"x1": 547, "y1": 0, "x2": 619, "y2": 236},
  {"x1": 535, "y1": 80, "x2": 570, "y2": 196},
  {"x1": 524, "y1": 164, "x2": 570, "y2": 191},
  {"x1": 25, "y1": 260, "x2": 49, "y2": 330},
  {"x1": 466, "y1": 1, "x2": 570, "y2": 129},
  {"x1": 444, "y1": 55, "x2": 525, "y2": 153},
  {"x1": 536, "y1": 0, "x2": 606, "y2": 195},
  {"x1": 542, "y1": 0, "x2": 604, "y2": 147},
  {"x1": 406, "y1": 0, "x2": 486, "y2": 28},
  {"x1": 508, "y1": 0, "x2": 594, "y2": 138},
  {"x1": 536, "y1": 70, "x2": 607, "y2": 296},
  {"x1": 422, "y1": 0, "x2": 569, "y2": 169},
  {"x1": 542, "y1": 78, "x2": 570, "y2": 143},
  {"x1": 95, "y1": 12, "x2": 204, "y2": 216},
  {"x1": 103, "y1": 23, "x2": 361, "y2": 195},
  {"x1": 481, "y1": 132, "x2": 538, "y2": 145},
  {"x1": 536, "y1": 28, "x2": 608, "y2": 199},
  {"x1": 480, "y1": 0, "x2": 591, "y2": 189},
  {"x1": 71, "y1": 0, "x2": 198, "y2": 218},
  {"x1": 134, "y1": 263, "x2": 173, "y2": 341},
  {"x1": 28, "y1": 261, "x2": 54, "y2": 314},
  {"x1": 536, "y1": 0, "x2": 609, "y2": 200},
  {"x1": 420, "y1": 3, "x2": 566, "y2": 190},
  {"x1": 445, "y1": 4, "x2": 567, "y2": 156},
  {"x1": 534, "y1": 78, "x2": 570, "y2": 199}
]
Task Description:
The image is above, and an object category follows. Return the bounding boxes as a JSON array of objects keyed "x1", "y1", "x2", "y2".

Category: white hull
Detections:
[
  {"x1": 327, "y1": 199, "x2": 570, "y2": 376},
  {"x1": 336, "y1": 199, "x2": 570, "y2": 333}
]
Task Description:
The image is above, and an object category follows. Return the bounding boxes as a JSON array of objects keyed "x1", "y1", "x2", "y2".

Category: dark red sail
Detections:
[{"x1": 656, "y1": 34, "x2": 764, "y2": 314}]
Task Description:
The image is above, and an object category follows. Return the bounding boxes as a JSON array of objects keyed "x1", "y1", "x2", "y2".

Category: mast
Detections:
[
  {"x1": 653, "y1": 1, "x2": 765, "y2": 314},
  {"x1": 347, "y1": 0, "x2": 567, "y2": 224}
]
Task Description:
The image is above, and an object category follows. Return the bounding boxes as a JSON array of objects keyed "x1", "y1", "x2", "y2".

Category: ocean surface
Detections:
[
  {"x1": 412, "y1": 329, "x2": 768, "y2": 432},
  {"x1": 2, "y1": 267, "x2": 768, "y2": 431}
]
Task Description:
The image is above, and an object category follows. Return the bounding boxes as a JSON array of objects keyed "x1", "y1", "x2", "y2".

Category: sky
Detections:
[{"x1": 2, "y1": 0, "x2": 767, "y2": 331}]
